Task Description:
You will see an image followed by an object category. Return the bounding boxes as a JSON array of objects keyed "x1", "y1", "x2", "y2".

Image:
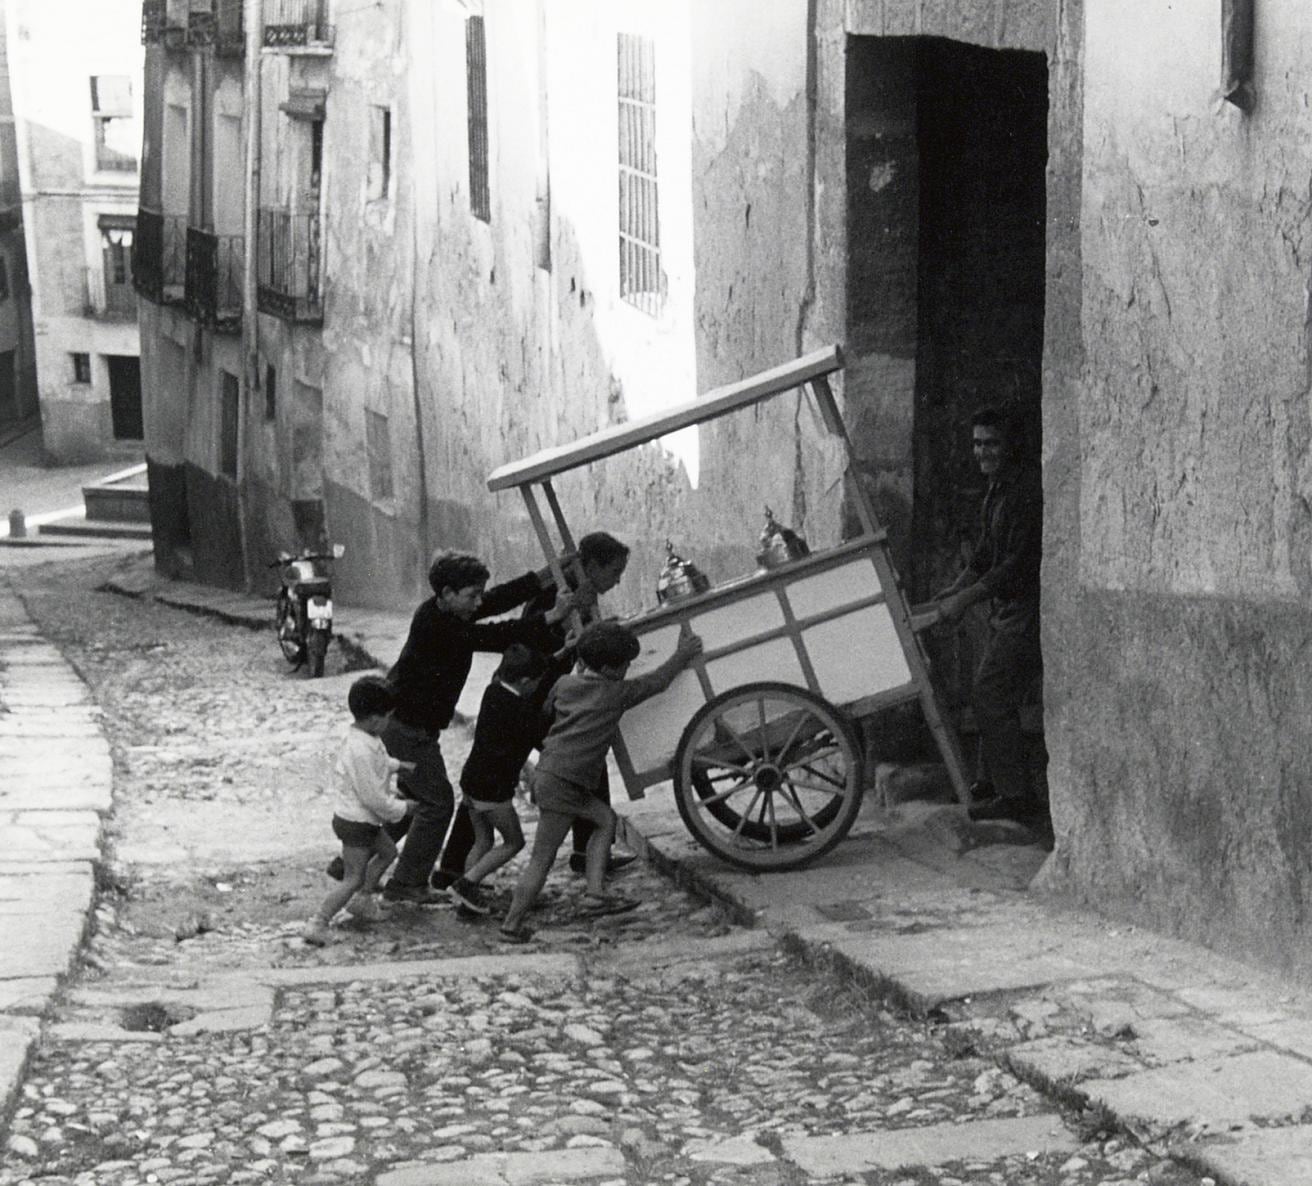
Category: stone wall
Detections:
[{"x1": 1038, "y1": 0, "x2": 1312, "y2": 974}]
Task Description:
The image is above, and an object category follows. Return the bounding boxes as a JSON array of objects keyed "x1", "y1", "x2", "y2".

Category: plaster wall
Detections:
[{"x1": 1039, "y1": 0, "x2": 1312, "y2": 972}]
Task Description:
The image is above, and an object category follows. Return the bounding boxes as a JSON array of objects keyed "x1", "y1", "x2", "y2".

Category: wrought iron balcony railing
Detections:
[
  {"x1": 257, "y1": 207, "x2": 322, "y2": 323},
  {"x1": 83, "y1": 268, "x2": 138, "y2": 321},
  {"x1": 133, "y1": 208, "x2": 187, "y2": 305},
  {"x1": 141, "y1": 0, "x2": 166, "y2": 43},
  {"x1": 185, "y1": 226, "x2": 243, "y2": 332},
  {"x1": 264, "y1": 0, "x2": 333, "y2": 49}
]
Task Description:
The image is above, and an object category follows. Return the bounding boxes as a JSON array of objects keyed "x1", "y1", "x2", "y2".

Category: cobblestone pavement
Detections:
[{"x1": 1, "y1": 557, "x2": 1218, "y2": 1186}]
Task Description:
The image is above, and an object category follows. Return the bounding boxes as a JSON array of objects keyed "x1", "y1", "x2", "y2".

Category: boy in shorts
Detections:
[
  {"x1": 303, "y1": 676, "x2": 414, "y2": 946},
  {"x1": 445, "y1": 644, "x2": 552, "y2": 915},
  {"x1": 499, "y1": 621, "x2": 702, "y2": 943}
]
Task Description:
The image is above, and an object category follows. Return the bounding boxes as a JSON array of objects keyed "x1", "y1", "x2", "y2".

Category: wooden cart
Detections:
[{"x1": 486, "y1": 345, "x2": 968, "y2": 872}]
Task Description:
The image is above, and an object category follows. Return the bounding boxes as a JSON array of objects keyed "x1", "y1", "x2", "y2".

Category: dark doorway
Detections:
[
  {"x1": 107, "y1": 354, "x2": 143, "y2": 440},
  {"x1": 845, "y1": 35, "x2": 1048, "y2": 738}
]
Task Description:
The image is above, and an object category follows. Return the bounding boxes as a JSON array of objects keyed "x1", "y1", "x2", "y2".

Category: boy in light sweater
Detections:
[
  {"x1": 499, "y1": 621, "x2": 702, "y2": 943},
  {"x1": 303, "y1": 676, "x2": 414, "y2": 946}
]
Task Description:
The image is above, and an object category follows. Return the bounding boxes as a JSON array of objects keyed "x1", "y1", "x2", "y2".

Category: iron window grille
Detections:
[
  {"x1": 617, "y1": 32, "x2": 661, "y2": 315},
  {"x1": 257, "y1": 207, "x2": 323, "y2": 323},
  {"x1": 466, "y1": 16, "x2": 490, "y2": 222},
  {"x1": 264, "y1": 0, "x2": 332, "y2": 49}
]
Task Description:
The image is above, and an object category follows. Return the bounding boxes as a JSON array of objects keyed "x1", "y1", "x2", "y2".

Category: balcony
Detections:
[
  {"x1": 264, "y1": 0, "x2": 333, "y2": 49},
  {"x1": 83, "y1": 268, "x2": 138, "y2": 321},
  {"x1": 185, "y1": 226, "x2": 243, "y2": 333},
  {"x1": 257, "y1": 208, "x2": 322, "y2": 324},
  {"x1": 132, "y1": 208, "x2": 187, "y2": 305}
]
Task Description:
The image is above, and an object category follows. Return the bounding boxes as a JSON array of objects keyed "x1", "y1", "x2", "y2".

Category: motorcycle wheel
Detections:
[
  {"x1": 306, "y1": 629, "x2": 329, "y2": 678},
  {"x1": 276, "y1": 593, "x2": 304, "y2": 666}
]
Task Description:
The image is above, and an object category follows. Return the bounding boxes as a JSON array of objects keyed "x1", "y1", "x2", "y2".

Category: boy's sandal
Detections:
[
  {"x1": 578, "y1": 893, "x2": 640, "y2": 918},
  {"x1": 498, "y1": 925, "x2": 535, "y2": 945}
]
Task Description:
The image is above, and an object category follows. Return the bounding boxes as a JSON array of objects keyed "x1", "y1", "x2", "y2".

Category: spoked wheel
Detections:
[
  {"x1": 673, "y1": 682, "x2": 864, "y2": 871},
  {"x1": 275, "y1": 593, "x2": 304, "y2": 667}
]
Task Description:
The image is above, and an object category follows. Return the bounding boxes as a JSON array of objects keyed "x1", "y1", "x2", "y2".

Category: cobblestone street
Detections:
[{"x1": 1, "y1": 556, "x2": 1216, "y2": 1186}]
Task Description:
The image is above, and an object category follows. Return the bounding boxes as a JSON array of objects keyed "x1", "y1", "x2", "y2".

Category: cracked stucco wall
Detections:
[{"x1": 1039, "y1": 0, "x2": 1312, "y2": 974}]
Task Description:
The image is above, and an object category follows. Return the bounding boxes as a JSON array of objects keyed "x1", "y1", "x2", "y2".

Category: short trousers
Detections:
[
  {"x1": 465, "y1": 795, "x2": 515, "y2": 815},
  {"x1": 533, "y1": 770, "x2": 608, "y2": 820},
  {"x1": 332, "y1": 815, "x2": 383, "y2": 848}
]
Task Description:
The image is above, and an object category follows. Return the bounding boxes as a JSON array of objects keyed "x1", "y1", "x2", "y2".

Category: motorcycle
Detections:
[{"x1": 271, "y1": 544, "x2": 345, "y2": 677}]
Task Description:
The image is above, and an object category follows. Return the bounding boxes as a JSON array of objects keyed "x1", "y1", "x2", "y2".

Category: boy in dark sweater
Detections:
[
  {"x1": 380, "y1": 551, "x2": 571, "y2": 904},
  {"x1": 445, "y1": 645, "x2": 551, "y2": 914}
]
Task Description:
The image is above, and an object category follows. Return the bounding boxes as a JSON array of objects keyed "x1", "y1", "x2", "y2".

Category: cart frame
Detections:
[{"x1": 486, "y1": 344, "x2": 970, "y2": 815}]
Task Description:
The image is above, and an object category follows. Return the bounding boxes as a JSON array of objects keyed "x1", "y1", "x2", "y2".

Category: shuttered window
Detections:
[
  {"x1": 617, "y1": 33, "x2": 660, "y2": 314},
  {"x1": 466, "y1": 16, "x2": 490, "y2": 222}
]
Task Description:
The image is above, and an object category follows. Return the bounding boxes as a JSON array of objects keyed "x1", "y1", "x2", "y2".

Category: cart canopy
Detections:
[{"x1": 486, "y1": 345, "x2": 843, "y2": 492}]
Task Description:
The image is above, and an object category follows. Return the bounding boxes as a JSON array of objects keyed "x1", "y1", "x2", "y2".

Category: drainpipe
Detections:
[
  {"x1": 240, "y1": 0, "x2": 262, "y2": 585},
  {"x1": 406, "y1": 0, "x2": 430, "y2": 565}
]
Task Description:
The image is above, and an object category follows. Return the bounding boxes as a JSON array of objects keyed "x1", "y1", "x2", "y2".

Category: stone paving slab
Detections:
[
  {"x1": 0, "y1": 978, "x2": 56, "y2": 1014},
  {"x1": 1006, "y1": 1035, "x2": 1146, "y2": 1085},
  {"x1": 781, "y1": 1113, "x2": 1079, "y2": 1175},
  {"x1": 0, "y1": 810, "x2": 101, "y2": 862},
  {"x1": 1081, "y1": 1050, "x2": 1312, "y2": 1133},
  {"x1": 1184, "y1": 1124, "x2": 1312, "y2": 1186},
  {"x1": 0, "y1": 909, "x2": 88, "y2": 978},
  {"x1": 375, "y1": 1146, "x2": 628, "y2": 1186}
]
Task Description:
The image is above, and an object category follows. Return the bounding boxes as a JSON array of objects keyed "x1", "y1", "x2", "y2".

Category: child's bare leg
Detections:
[
  {"x1": 581, "y1": 803, "x2": 617, "y2": 898},
  {"x1": 360, "y1": 833, "x2": 397, "y2": 896},
  {"x1": 464, "y1": 804, "x2": 524, "y2": 884},
  {"x1": 467, "y1": 809, "x2": 494, "y2": 871},
  {"x1": 313, "y1": 846, "x2": 370, "y2": 926},
  {"x1": 502, "y1": 810, "x2": 573, "y2": 932}
]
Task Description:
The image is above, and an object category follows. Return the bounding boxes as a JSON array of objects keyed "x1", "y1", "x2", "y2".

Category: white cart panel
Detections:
[
  {"x1": 785, "y1": 558, "x2": 883, "y2": 619},
  {"x1": 804, "y1": 604, "x2": 911, "y2": 705},
  {"x1": 618, "y1": 625, "x2": 707, "y2": 777},
  {"x1": 704, "y1": 636, "x2": 805, "y2": 697},
  {"x1": 688, "y1": 593, "x2": 784, "y2": 650}
]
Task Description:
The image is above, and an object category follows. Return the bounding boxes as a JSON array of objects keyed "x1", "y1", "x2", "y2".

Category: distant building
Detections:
[
  {"x1": 5, "y1": 0, "x2": 142, "y2": 461},
  {"x1": 0, "y1": 1, "x2": 36, "y2": 431}
]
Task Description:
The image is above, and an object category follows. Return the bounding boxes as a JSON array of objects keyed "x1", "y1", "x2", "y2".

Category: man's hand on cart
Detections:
[
  {"x1": 675, "y1": 627, "x2": 704, "y2": 663},
  {"x1": 544, "y1": 589, "x2": 578, "y2": 625}
]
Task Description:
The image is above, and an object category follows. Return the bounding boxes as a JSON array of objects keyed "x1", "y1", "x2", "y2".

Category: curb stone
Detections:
[{"x1": 0, "y1": 584, "x2": 113, "y2": 1138}]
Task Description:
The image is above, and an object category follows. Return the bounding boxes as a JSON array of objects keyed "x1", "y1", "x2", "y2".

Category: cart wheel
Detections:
[{"x1": 673, "y1": 682, "x2": 864, "y2": 872}]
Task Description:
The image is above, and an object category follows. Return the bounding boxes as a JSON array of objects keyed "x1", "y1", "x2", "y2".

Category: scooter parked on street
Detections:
[{"x1": 270, "y1": 544, "x2": 344, "y2": 677}]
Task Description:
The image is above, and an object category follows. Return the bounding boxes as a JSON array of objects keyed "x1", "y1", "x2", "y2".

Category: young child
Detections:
[
  {"x1": 499, "y1": 621, "x2": 703, "y2": 943},
  {"x1": 303, "y1": 676, "x2": 414, "y2": 946},
  {"x1": 445, "y1": 644, "x2": 552, "y2": 915}
]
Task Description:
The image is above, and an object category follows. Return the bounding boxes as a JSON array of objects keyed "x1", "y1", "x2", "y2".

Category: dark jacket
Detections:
[
  {"x1": 964, "y1": 465, "x2": 1042, "y2": 606},
  {"x1": 387, "y1": 572, "x2": 557, "y2": 734},
  {"x1": 459, "y1": 680, "x2": 552, "y2": 802}
]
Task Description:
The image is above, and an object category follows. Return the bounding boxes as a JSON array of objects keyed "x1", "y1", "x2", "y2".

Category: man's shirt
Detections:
[{"x1": 964, "y1": 465, "x2": 1042, "y2": 606}]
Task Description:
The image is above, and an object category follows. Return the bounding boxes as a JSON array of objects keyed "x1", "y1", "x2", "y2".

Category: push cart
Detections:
[{"x1": 486, "y1": 345, "x2": 969, "y2": 872}]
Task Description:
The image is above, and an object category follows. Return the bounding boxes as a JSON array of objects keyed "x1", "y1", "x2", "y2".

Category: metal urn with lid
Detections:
[
  {"x1": 756, "y1": 506, "x2": 810, "y2": 570},
  {"x1": 656, "y1": 539, "x2": 711, "y2": 605}
]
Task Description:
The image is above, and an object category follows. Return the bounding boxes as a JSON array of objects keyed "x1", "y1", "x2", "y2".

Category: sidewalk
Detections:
[
  {"x1": 53, "y1": 559, "x2": 1312, "y2": 1182},
  {"x1": 0, "y1": 582, "x2": 113, "y2": 1125}
]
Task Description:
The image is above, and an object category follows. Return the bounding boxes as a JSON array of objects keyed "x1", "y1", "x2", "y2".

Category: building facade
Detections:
[
  {"x1": 5, "y1": 0, "x2": 142, "y2": 461},
  {"x1": 0, "y1": 1, "x2": 36, "y2": 431},
  {"x1": 137, "y1": 1, "x2": 1312, "y2": 974}
]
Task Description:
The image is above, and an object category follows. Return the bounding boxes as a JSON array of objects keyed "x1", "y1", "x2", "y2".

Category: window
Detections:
[
  {"x1": 220, "y1": 372, "x2": 240, "y2": 478},
  {"x1": 0, "y1": 255, "x2": 9, "y2": 303},
  {"x1": 365, "y1": 409, "x2": 394, "y2": 503},
  {"x1": 617, "y1": 33, "x2": 661, "y2": 314},
  {"x1": 264, "y1": 363, "x2": 277, "y2": 420},
  {"x1": 466, "y1": 16, "x2": 490, "y2": 221},
  {"x1": 368, "y1": 107, "x2": 391, "y2": 201},
  {"x1": 99, "y1": 216, "x2": 135, "y2": 315},
  {"x1": 90, "y1": 76, "x2": 137, "y2": 173},
  {"x1": 71, "y1": 353, "x2": 92, "y2": 384}
]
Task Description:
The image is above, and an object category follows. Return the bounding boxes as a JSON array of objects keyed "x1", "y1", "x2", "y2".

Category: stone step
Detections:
[
  {"x1": 38, "y1": 514, "x2": 152, "y2": 541},
  {"x1": 82, "y1": 482, "x2": 150, "y2": 524}
]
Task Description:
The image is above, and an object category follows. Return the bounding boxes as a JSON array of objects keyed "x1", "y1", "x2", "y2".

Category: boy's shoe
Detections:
[
  {"x1": 382, "y1": 882, "x2": 446, "y2": 906},
  {"x1": 446, "y1": 879, "x2": 491, "y2": 915},
  {"x1": 346, "y1": 895, "x2": 383, "y2": 921},
  {"x1": 577, "y1": 893, "x2": 640, "y2": 918},
  {"x1": 325, "y1": 856, "x2": 345, "y2": 881},
  {"x1": 430, "y1": 870, "x2": 458, "y2": 891},
  {"x1": 568, "y1": 850, "x2": 638, "y2": 877},
  {"x1": 498, "y1": 924, "x2": 535, "y2": 945},
  {"x1": 302, "y1": 918, "x2": 331, "y2": 946}
]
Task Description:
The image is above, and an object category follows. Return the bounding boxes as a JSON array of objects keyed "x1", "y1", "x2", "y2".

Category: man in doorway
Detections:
[{"x1": 931, "y1": 407, "x2": 1044, "y2": 825}]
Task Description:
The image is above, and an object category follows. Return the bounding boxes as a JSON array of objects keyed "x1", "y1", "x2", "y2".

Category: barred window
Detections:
[
  {"x1": 365, "y1": 409, "x2": 394, "y2": 503},
  {"x1": 617, "y1": 33, "x2": 660, "y2": 314},
  {"x1": 466, "y1": 16, "x2": 490, "y2": 222}
]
